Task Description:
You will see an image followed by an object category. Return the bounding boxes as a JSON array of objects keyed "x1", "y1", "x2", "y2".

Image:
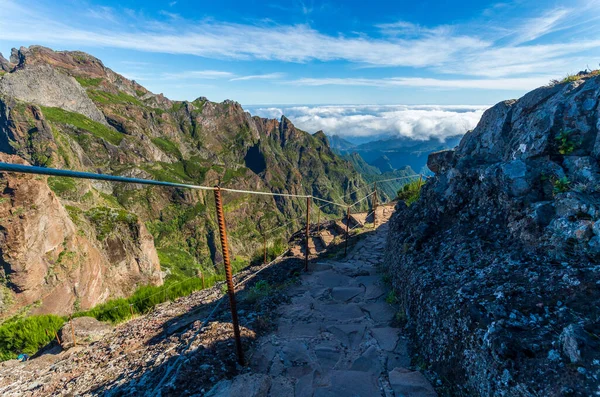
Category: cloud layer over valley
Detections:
[{"x1": 247, "y1": 105, "x2": 489, "y2": 141}]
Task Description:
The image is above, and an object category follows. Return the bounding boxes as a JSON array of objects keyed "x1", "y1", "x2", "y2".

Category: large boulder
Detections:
[{"x1": 58, "y1": 317, "x2": 112, "y2": 349}]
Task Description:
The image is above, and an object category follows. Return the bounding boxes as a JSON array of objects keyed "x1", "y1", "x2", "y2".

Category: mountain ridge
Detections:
[{"x1": 0, "y1": 45, "x2": 367, "y2": 317}]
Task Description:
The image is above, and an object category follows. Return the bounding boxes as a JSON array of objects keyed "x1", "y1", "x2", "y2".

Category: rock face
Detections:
[
  {"x1": 0, "y1": 154, "x2": 162, "y2": 315},
  {"x1": 0, "y1": 45, "x2": 365, "y2": 317},
  {"x1": 57, "y1": 317, "x2": 112, "y2": 349},
  {"x1": 384, "y1": 72, "x2": 600, "y2": 396},
  {"x1": 0, "y1": 53, "x2": 107, "y2": 124}
]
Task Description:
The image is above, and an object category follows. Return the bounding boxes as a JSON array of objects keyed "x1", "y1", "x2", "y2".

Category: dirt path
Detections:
[{"x1": 207, "y1": 210, "x2": 437, "y2": 396}]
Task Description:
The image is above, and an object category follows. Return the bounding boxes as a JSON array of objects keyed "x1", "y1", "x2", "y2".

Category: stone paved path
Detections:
[{"x1": 207, "y1": 214, "x2": 437, "y2": 397}]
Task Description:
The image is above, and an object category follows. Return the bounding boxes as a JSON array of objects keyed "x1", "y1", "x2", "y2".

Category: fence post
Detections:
[
  {"x1": 345, "y1": 207, "x2": 350, "y2": 256},
  {"x1": 263, "y1": 235, "x2": 267, "y2": 265},
  {"x1": 305, "y1": 197, "x2": 311, "y2": 272},
  {"x1": 55, "y1": 331, "x2": 61, "y2": 346},
  {"x1": 373, "y1": 182, "x2": 378, "y2": 226},
  {"x1": 213, "y1": 186, "x2": 244, "y2": 366},
  {"x1": 69, "y1": 315, "x2": 76, "y2": 347},
  {"x1": 129, "y1": 304, "x2": 134, "y2": 318}
]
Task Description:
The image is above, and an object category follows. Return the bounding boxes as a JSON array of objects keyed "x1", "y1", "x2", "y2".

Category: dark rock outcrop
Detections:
[{"x1": 385, "y1": 73, "x2": 600, "y2": 395}]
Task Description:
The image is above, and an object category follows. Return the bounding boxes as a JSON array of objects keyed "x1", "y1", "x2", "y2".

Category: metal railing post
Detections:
[
  {"x1": 345, "y1": 207, "x2": 350, "y2": 256},
  {"x1": 69, "y1": 315, "x2": 76, "y2": 347},
  {"x1": 213, "y1": 186, "x2": 244, "y2": 366},
  {"x1": 305, "y1": 197, "x2": 310, "y2": 272}
]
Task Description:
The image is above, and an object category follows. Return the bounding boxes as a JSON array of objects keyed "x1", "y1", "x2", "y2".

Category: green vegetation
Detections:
[
  {"x1": 553, "y1": 177, "x2": 571, "y2": 195},
  {"x1": 561, "y1": 74, "x2": 582, "y2": 84},
  {"x1": 41, "y1": 106, "x2": 124, "y2": 146},
  {"x1": 47, "y1": 176, "x2": 77, "y2": 198},
  {"x1": 192, "y1": 98, "x2": 207, "y2": 112},
  {"x1": 74, "y1": 76, "x2": 103, "y2": 87},
  {"x1": 157, "y1": 247, "x2": 201, "y2": 281},
  {"x1": 223, "y1": 167, "x2": 248, "y2": 185},
  {"x1": 397, "y1": 179, "x2": 424, "y2": 206},
  {"x1": 385, "y1": 290, "x2": 398, "y2": 304},
  {"x1": 64, "y1": 205, "x2": 83, "y2": 225},
  {"x1": 151, "y1": 137, "x2": 183, "y2": 160},
  {"x1": 84, "y1": 206, "x2": 138, "y2": 240},
  {"x1": 555, "y1": 129, "x2": 580, "y2": 155},
  {"x1": 87, "y1": 89, "x2": 143, "y2": 107},
  {"x1": 0, "y1": 314, "x2": 65, "y2": 361},
  {"x1": 246, "y1": 280, "x2": 272, "y2": 303},
  {"x1": 0, "y1": 272, "x2": 224, "y2": 360}
]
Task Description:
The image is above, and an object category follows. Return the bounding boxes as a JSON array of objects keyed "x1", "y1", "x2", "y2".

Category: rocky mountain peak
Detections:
[{"x1": 0, "y1": 53, "x2": 13, "y2": 72}]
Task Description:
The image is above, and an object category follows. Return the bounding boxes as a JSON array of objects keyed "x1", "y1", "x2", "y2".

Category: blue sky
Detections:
[{"x1": 0, "y1": 0, "x2": 598, "y2": 107}]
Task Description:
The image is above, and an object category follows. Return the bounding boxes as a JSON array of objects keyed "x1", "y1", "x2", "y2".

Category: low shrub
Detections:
[{"x1": 397, "y1": 178, "x2": 424, "y2": 206}]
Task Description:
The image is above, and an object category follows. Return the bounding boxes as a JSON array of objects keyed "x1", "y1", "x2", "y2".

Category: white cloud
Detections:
[
  {"x1": 247, "y1": 105, "x2": 488, "y2": 140},
  {"x1": 4, "y1": 0, "x2": 597, "y2": 79},
  {"x1": 0, "y1": 0, "x2": 598, "y2": 91},
  {"x1": 230, "y1": 73, "x2": 285, "y2": 81},
  {"x1": 286, "y1": 76, "x2": 556, "y2": 90},
  {"x1": 160, "y1": 70, "x2": 234, "y2": 79}
]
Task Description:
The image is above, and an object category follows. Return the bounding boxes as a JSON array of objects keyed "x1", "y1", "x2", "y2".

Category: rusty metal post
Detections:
[
  {"x1": 55, "y1": 331, "x2": 61, "y2": 346},
  {"x1": 69, "y1": 315, "x2": 76, "y2": 346},
  {"x1": 213, "y1": 186, "x2": 244, "y2": 366},
  {"x1": 129, "y1": 304, "x2": 134, "y2": 318},
  {"x1": 373, "y1": 182, "x2": 378, "y2": 226},
  {"x1": 305, "y1": 197, "x2": 310, "y2": 272},
  {"x1": 263, "y1": 235, "x2": 267, "y2": 264},
  {"x1": 345, "y1": 207, "x2": 350, "y2": 256}
]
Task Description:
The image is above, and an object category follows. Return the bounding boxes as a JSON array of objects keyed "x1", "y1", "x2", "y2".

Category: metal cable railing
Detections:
[{"x1": 0, "y1": 161, "x2": 425, "y2": 368}]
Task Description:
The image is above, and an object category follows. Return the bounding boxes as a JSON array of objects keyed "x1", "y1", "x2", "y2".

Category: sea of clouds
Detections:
[{"x1": 246, "y1": 104, "x2": 489, "y2": 141}]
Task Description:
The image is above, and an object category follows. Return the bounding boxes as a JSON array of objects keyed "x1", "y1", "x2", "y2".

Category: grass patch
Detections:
[
  {"x1": 151, "y1": 137, "x2": 183, "y2": 160},
  {"x1": 397, "y1": 178, "x2": 424, "y2": 206},
  {"x1": 87, "y1": 90, "x2": 143, "y2": 107},
  {"x1": 47, "y1": 176, "x2": 77, "y2": 198},
  {"x1": 41, "y1": 106, "x2": 124, "y2": 146},
  {"x1": 75, "y1": 76, "x2": 103, "y2": 87},
  {"x1": 85, "y1": 206, "x2": 138, "y2": 240},
  {"x1": 223, "y1": 167, "x2": 248, "y2": 185},
  {"x1": 157, "y1": 247, "x2": 200, "y2": 281},
  {"x1": 246, "y1": 280, "x2": 272, "y2": 303},
  {"x1": 0, "y1": 314, "x2": 65, "y2": 361}
]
